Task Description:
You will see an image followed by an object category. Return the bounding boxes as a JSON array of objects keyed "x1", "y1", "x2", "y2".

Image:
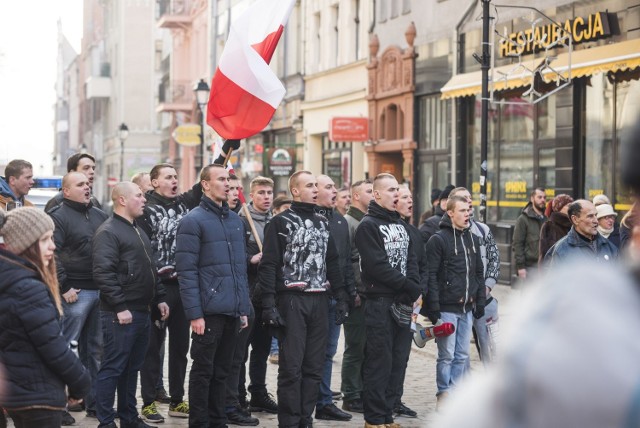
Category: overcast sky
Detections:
[{"x1": 0, "y1": 1, "x2": 82, "y2": 175}]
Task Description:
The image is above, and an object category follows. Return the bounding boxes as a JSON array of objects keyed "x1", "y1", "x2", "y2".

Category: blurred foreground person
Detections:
[
  {"x1": 0, "y1": 207, "x2": 90, "y2": 427},
  {"x1": 437, "y1": 118, "x2": 640, "y2": 428}
]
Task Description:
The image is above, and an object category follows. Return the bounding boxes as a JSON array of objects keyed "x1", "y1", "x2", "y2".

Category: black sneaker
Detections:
[
  {"x1": 342, "y1": 398, "x2": 364, "y2": 413},
  {"x1": 315, "y1": 403, "x2": 352, "y2": 421},
  {"x1": 68, "y1": 402, "x2": 84, "y2": 412},
  {"x1": 61, "y1": 410, "x2": 76, "y2": 426},
  {"x1": 249, "y1": 391, "x2": 278, "y2": 414},
  {"x1": 239, "y1": 395, "x2": 250, "y2": 412},
  {"x1": 122, "y1": 416, "x2": 157, "y2": 428},
  {"x1": 86, "y1": 409, "x2": 98, "y2": 418},
  {"x1": 155, "y1": 388, "x2": 171, "y2": 404},
  {"x1": 394, "y1": 402, "x2": 417, "y2": 418},
  {"x1": 98, "y1": 423, "x2": 117, "y2": 428},
  {"x1": 226, "y1": 408, "x2": 259, "y2": 426}
]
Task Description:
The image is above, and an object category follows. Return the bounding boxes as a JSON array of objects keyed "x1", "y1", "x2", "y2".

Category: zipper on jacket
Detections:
[
  {"x1": 134, "y1": 226, "x2": 157, "y2": 301},
  {"x1": 461, "y1": 229, "x2": 469, "y2": 312},
  {"x1": 221, "y1": 215, "x2": 241, "y2": 317}
]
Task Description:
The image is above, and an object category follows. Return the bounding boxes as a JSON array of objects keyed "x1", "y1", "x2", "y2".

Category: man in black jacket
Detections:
[
  {"x1": 49, "y1": 172, "x2": 108, "y2": 421},
  {"x1": 424, "y1": 195, "x2": 485, "y2": 409},
  {"x1": 314, "y1": 174, "x2": 356, "y2": 422},
  {"x1": 258, "y1": 170, "x2": 350, "y2": 428},
  {"x1": 391, "y1": 186, "x2": 427, "y2": 419},
  {"x1": 93, "y1": 182, "x2": 169, "y2": 428},
  {"x1": 354, "y1": 173, "x2": 422, "y2": 428},
  {"x1": 340, "y1": 179, "x2": 373, "y2": 413},
  {"x1": 137, "y1": 164, "x2": 192, "y2": 423}
]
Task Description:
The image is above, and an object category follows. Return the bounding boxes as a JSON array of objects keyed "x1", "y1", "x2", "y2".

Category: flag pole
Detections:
[{"x1": 220, "y1": 140, "x2": 264, "y2": 252}]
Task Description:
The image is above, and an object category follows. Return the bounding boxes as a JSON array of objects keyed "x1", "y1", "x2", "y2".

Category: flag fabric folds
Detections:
[{"x1": 207, "y1": 0, "x2": 296, "y2": 140}]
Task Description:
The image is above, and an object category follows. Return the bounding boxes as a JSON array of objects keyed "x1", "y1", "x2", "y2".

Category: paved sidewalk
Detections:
[{"x1": 15, "y1": 285, "x2": 515, "y2": 428}]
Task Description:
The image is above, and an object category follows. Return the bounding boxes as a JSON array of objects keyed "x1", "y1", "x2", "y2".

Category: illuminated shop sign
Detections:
[{"x1": 500, "y1": 12, "x2": 615, "y2": 57}]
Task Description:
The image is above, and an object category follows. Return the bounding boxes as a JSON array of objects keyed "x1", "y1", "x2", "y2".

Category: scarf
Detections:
[{"x1": 598, "y1": 225, "x2": 613, "y2": 239}]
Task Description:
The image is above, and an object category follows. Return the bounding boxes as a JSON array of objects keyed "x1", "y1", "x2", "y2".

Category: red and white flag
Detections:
[{"x1": 207, "y1": 0, "x2": 295, "y2": 140}]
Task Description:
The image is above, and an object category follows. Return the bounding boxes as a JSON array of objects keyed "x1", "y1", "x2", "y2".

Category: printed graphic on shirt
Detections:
[
  {"x1": 147, "y1": 204, "x2": 188, "y2": 274},
  {"x1": 379, "y1": 223, "x2": 409, "y2": 276},
  {"x1": 279, "y1": 213, "x2": 330, "y2": 291}
]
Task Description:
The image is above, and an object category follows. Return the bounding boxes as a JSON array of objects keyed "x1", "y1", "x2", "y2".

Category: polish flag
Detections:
[{"x1": 207, "y1": 0, "x2": 296, "y2": 140}]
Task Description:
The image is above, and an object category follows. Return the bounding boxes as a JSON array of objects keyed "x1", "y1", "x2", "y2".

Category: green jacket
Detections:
[
  {"x1": 345, "y1": 206, "x2": 365, "y2": 294},
  {"x1": 512, "y1": 203, "x2": 547, "y2": 270}
]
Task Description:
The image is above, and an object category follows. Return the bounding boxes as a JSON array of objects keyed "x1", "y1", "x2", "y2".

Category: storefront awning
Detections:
[{"x1": 441, "y1": 38, "x2": 640, "y2": 99}]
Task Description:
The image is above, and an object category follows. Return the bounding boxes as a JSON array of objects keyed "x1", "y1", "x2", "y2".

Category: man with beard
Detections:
[
  {"x1": 544, "y1": 200, "x2": 618, "y2": 265},
  {"x1": 512, "y1": 188, "x2": 547, "y2": 280},
  {"x1": 336, "y1": 186, "x2": 351, "y2": 216},
  {"x1": 314, "y1": 175, "x2": 356, "y2": 422},
  {"x1": 355, "y1": 173, "x2": 421, "y2": 428},
  {"x1": 138, "y1": 164, "x2": 198, "y2": 423},
  {"x1": 258, "y1": 170, "x2": 349, "y2": 428},
  {"x1": 49, "y1": 172, "x2": 108, "y2": 423}
]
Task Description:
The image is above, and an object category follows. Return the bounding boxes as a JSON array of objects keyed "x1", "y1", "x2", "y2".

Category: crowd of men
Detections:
[{"x1": 0, "y1": 151, "x2": 624, "y2": 428}]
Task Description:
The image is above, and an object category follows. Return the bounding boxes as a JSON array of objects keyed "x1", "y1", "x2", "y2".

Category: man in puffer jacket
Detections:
[
  {"x1": 425, "y1": 195, "x2": 485, "y2": 409},
  {"x1": 176, "y1": 164, "x2": 251, "y2": 428}
]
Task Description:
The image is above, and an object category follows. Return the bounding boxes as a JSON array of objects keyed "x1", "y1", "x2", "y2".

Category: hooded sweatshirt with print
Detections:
[
  {"x1": 354, "y1": 201, "x2": 421, "y2": 301},
  {"x1": 425, "y1": 213, "x2": 485, "y2": 314}
]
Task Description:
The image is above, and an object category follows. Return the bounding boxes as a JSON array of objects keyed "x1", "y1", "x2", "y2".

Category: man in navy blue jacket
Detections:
[{"x1": 176, "y1": 164, "x2": 251, "y2": 428}]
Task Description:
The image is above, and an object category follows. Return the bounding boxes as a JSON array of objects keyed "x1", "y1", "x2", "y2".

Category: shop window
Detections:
[
  {"x1": 381, "y1": 103, "x2": 403, "y2": 140},
  {"x1": 322, "y1": 136, "x2": 352, "y2": 187}
]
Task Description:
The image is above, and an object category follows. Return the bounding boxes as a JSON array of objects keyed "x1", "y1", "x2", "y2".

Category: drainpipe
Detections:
[
  {"x1": 451, "y1": 0, "x2": 478, "y2": 186},
  {"x1": 368, "y1": 0, "x2": 376, "y2": 34}
]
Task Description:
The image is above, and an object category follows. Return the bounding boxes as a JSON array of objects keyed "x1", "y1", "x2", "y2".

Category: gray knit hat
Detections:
[{"x1": 0, "y1": 207, "x2": 55, "y2": 255}]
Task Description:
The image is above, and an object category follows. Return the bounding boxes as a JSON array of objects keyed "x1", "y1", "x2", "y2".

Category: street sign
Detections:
[
  {"x1": 173, "y1": 124, "x2": 202, "y2": 146},
  {"x1": 107, "y1": 177, "x2": 118, "y2": 187}
]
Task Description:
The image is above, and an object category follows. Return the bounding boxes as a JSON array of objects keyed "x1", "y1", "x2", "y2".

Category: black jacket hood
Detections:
[{"x1": 367, "y1": 200, "x2": 401, "y2": 222}]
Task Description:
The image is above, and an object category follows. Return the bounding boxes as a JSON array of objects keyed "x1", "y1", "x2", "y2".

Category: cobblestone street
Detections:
[{"x1": 18, "y1": 285, "x2": 515, "y2": 428}]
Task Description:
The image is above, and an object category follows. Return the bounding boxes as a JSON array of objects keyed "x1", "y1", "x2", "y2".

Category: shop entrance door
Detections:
[{"x1": 417, "y1": 152, "x2": 450, "y2": 214}]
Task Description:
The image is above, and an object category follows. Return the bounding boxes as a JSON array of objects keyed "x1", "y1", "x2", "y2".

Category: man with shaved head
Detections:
[
  {"x1": 544, "y1": 199, "x2": 618, "y2": 265},
  {"x1": 93, "y1": 181, "x2": 170, "y2": 428},
  {"x1": 48, "y1": 171, "x2": 109, "y2": 422},
  {"x1": 355, "y1": 173, "x2": 421, "y2": 428},
  {"x1": 258, "y1": 170, "x2": 349, "y2": 428}
]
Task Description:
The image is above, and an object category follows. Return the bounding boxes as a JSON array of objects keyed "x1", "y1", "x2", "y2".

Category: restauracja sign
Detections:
[{"x1": 500, "y1": 11, "x2": 615, "y2": 57}]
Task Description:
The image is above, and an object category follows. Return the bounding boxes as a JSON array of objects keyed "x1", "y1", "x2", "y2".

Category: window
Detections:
[
  {"x1": 418, "y1": 96, "x2": 451, "y2": 150},
  {"x1": 378, "y1": 0, "x2": 387, "y2": 23},
  {"x1": 353, "y1": 0, "x2": 360, "y2": 61},
  {"x1": 322, "y1": 137, "x2": 352, "y2": 187},
  {"x1": 332, "y1": 5, "x2": 339, "y2": 67}
]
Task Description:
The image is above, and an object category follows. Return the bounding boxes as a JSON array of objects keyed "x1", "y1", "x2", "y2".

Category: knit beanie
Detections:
[
  {"x1": 552, "y1": 194, "x2": 574, "y2": 213},
  {"x1": 439, "y1": 184, "x2": 456, "y2": 201},
  {"x1": 0, "y1": 207, "x2": 55, "y2": 255},
  {"x1": 431, "y1": 188, "x2": 442, "y2": 205}
]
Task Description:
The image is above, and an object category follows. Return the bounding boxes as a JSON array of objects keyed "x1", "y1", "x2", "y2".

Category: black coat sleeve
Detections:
[
  {"x1": 50, "y1": 213, "x2": 69, "y2": 293},
  {"x1": 474, "y1": 238, "x2": 486, "y2": 308},
  {"x1": 326, "y1": 234, "x2": 346, "y2": 300},
  {"x1": 257, "y1": 218, "x2": 284, "y2": 308},
  {"x1": 425, "y1": 234, "x2": 445, "y2": 312}
]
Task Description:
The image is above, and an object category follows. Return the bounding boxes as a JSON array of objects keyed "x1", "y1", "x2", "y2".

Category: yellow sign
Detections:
[
  {"x1": 472, "y1": 181, "x2": 492, "y2": 194},
  {"x1": 500, "y1": 12, "x2": 613, "y2": 57},
  {"x1": 173, "y1": 124, "x2": 202, "y2": 147}
]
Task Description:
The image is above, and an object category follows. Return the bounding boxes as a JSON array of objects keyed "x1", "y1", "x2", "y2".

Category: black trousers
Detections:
[
  {"x1": 140, "y1": 284, "x2": 190, "y2": 405},
  {"x1": 7, "y1": 409, "x2": 62, "y2": 428},
  {"x1": 225, "y1": 304, "x2": 255, "y2": 409},
  {"x1": 277, "y1": 293, "x2": 328, "y2": 428},
  {"x1": 248, "y1": 305, "x2": 273, "y2": 395},
  {"x1": 189, "y1": 315, "x2": 238, "y2": 428},
  {"x1": 362, "y1": 297, "x2": 412, "y2": 425}
]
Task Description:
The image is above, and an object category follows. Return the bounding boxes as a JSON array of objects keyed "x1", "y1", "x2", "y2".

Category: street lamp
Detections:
[
  {"x1": 118, "y1": 123, "x2": 129, "y2": 182},
  {"x1": 193, "y1": 79, "x2": 210, "y2": 172}
]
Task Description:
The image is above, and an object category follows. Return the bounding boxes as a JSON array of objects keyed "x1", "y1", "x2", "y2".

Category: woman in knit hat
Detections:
[
  {"x1": 538, "y1": 194, "x2": 574, "y2": 266},
  {"x1": 0, "y1": 207, "x2": 90, "y2": 428}
]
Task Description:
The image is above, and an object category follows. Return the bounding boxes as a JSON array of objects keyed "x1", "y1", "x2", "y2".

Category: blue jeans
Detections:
[
  {"x1": 473, "y1": 297, "x2": 499, "y2": 366},
  {"x1": 61, "y1": 289, "x2": 102, "y2": 412},
  {"x1": 436, "y1": 311, "x2": 473, "y2": 395},
  {"x1": 270, "y1": 337, "x2": 278, "y2": 355},
  {"x1": 96, "y1": 311, "x2": 150, "y2": 426},
  {"x1": 317, "y1": 298, "x2": 340, "y2": 408}
]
